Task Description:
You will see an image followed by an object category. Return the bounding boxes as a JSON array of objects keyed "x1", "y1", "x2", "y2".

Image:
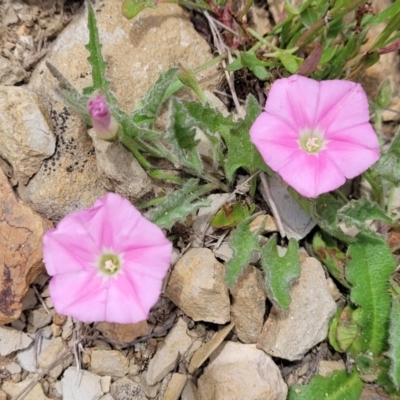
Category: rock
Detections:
[
  {"x1": 165, "y1": 248, "x2": 230, "y2": 324},
  {"x1": 96, "y1": 320, "x2": 149, "y2": 343},
  {"x1": 0, "y1": 326, "x2": 32, "y2": 356},
  {"x1": 188, "y1": 323, "x2": 234, "y2": 374},
  {"x1": 21, "y1": 288, "x2": 38, "y2": 311},
  {"x1": 87, "y1": 129, "x2": 152, "y2": 204},
  {"x1": 62, "y1": 367, "x2": 103, "y2": 400},
  {"x1": 28, "y1": 308, "x2": 52, "y2": 329},
  {"x1": 197, "y1": 341, "x2": 287, "y2": 400},
  {"x1": 2, "y1": 376, "x2": 51, "y2": 400},
  {"x1": 100, "y1": 376, "x2": 111, "y2": 393},
  {"x1": 249, "y1": 214, "x2": 278, "y2": 234},
  {"x1": 0, "y1": 169, "x2": 52, "y2": 324},
  {"x1": 0, "y1": 390, "x2": 6, "y2": 400},
  {"x1": 146, "y1": 318, "x2": 201, "y2": 385},
  {"x1": 163, "y1": 373, "x2": 188, "y2": 400},
  {"x1": 257, "y1": 257, "x2": 337, "y2": 361},
  {"x1": 181, "y1": 377, "x2": 199, "y2": 400},
  {"x1": 99, "y1": 395, "x2": 114, "y2": 400},
  {"x1": 24, "y1": 1, "x2": 219, "y2": 221},
  {"x1": 230, "y1": 265, "x2": 266, "y2": 344},
  {"x1": 0, "y1": 86, "x2": 55, "y2": 185},
  {"x1": 17, "y1": 333, "x2": 53, "y2": 372},
  {"x1": 38, "y1": 337, "x2": 74, "y2": 379},
  {"x1": 139, "y1": 373, "x2": 160, "y2": 398},
  {"x1": 91, "y1": 350, "x2": 129, "y2": 378},
  {"x1": 0, "y1": 56, "x2": 27, "y2": 85},
  {"x1": 6, "y1": 361, "x2": 22, "y2": 374},
  {"x1": 110, "y1": 377, "x2": 146, "y2": 400},
  {"x1": 318, "y1": 360, "x2": 346, "y2": 377}
]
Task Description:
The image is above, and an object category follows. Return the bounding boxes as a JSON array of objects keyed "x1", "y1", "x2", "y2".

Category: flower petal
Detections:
[
  {"x1": 316, "y1": 80, "x2": 370, "y2": 132},
  {"x1": 278, "y1": 152, "x2": 345, "y2": 198},
  {"x1": 264, "y1": 75, "x2": 320, "y2": 129},
  {"x1": 250, "y1": 112, "x2": 299, "y2": 140},
  {"x1": 325, "y1": 141, "x2": 380, "y2": 179}
]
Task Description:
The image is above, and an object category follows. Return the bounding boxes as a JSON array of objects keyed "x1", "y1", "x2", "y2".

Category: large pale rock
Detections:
[
  {"x1": 23, "y1": 1, "x2": 219, "y2": 220},
  {"x1": 110, "y1": 377, "x2": 146, "y2": 400},
  {"x1": 0, "y1": 169, "x2": 52, "y2": 324},
  {"x1": 91, "y1": 350, "x2": 129, "y2": 378},
  {"x1": 165, "y1": 248, "x2": 230, "y2": 323},
  {"x1": 62, "y1": 367, "x2": 103, "y2": 400},
  {"x1": 2, "y1": 376, "x2": 51, "y2": 400},
  {"x1": 197, "y1": 341, "x2": 287, "y2": 400},
  {"x1": 146, "y1": 318, "x2": 201, "y2": 386},
  {"x1": 0, "y1": 56, "x2": 28, "y2": 86},
  {"x1": 38, "y1": 337, "x2": 74, "y2": 379},
  {"x1": 257, "y1": 257, "x2": 337, "y2": 361},
  {"x1": 230, "y1": 265, "x2": 266, "y2": 344},
  {"x1": 0, "y1": 86, "x2": 55, "y2": 184},
  {"x1": 0, "y1": 326, "x2": 32, "y2": 356}
]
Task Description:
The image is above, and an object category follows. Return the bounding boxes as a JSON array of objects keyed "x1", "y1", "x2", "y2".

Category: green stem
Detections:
[
  {"x1": 237, "y1": 0, "x2": 253, "y2": 20},
  {"x1": 334, "y1": 189, "x2": 349, "y2": 204},
  {"x1": 363, "y1": 170, "x2": 384, "y2": 207},
  {"x1": 387, "y1": 186, "x2": 396, "y2": 217}
]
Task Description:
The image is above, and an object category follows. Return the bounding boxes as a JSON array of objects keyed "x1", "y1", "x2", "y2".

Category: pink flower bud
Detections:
[{"x1": 88, "y1": 94, "x2": 119, "y2": 141}]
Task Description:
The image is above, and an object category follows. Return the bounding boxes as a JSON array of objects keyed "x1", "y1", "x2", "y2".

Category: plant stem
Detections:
[{"x1": 363, "y1": 170, "x2": 384, "y2": 207}]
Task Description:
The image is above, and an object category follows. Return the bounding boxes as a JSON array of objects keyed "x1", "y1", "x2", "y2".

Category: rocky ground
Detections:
[{"x1": 0, "y1": 0, "x2": 399, "y2": 399}]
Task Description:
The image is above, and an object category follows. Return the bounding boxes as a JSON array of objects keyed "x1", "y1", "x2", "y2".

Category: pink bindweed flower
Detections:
[
  {"x1": 250, "y1": 75, "x2": 380, "y2": 198},
  {"x1": 42, "y1": 193, "x2": 172, "y2": 324},
  {"x1": 88, "y1": 94, "x2": 119, "y2": 141}
]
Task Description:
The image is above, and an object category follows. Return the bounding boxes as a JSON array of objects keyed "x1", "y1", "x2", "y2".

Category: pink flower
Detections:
[
  {"x1": 250, "y1": 75, "x2": 380, "y2": 198},
  {"x1": 88, "y1": 94, "x2": 119, "y2": 141},
  {"x1": 43, "y1": 193, "x2": 172, "y2": 324}
]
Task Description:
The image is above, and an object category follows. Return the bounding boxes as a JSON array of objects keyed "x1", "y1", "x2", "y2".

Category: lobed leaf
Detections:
[
  {"x1": 288, "y1": 370, "x2": 363, "y2": 400},
  {"x1": 147, "y1": 179, "x2": 211, "y2": 229},
  {"x1": 388, "y1": 296, "x2": 400, "y2": 390},
  {"x1": 225, "y1": 216, "x2": 261, "y2": 287},
  {"x1": 260, "y1": 235, "x2": 301, "y2": 310},
  {"x1": 346, "y1": 234, "x2": 396, "y2": 355}
]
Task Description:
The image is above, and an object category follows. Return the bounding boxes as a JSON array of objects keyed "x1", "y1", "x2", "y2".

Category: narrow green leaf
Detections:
[
  {"x1": 346, "y1": 234, "x2": 396, "y2": 355},
  {"x1": 389, "y1": 296, "x2": 400, "y2": 389},
  {"x1": 337, "y1": 198, "x2": 392, "y2": 235},
  {"x1": 370, "y1": 0, "x2": 400, "y2": 26},
  {"x1": 278, "y1": 52, "x2": 300, "y2": 73},
  {"x1": 147, "y1": 179, "x2": 211, "y2": 229},
  {"x1": 260, "y1": 235, "x2": 300, "y2": 310},
  {"x1": 131, "y1": 67, "x2": 179, "y2": 126},
  {"x1": 377, "y1": 78, "x2": 393, "y2": 109},
  {"x1": 225, "y1": 216, "x2": 261, "y2": 287},
  {"x1": 288, "y1": 370, "x2": 363, "y2": 400},
  {"x1": 222, "y1": 95, "x2": 270, "y2": 181},
  {"x1": 320, "y1": 46, "x2": 337, "y2": 64},
  {"x1": 375, "y1": 126, "x2": 400, "y2": 185},
  {"x1": 83, "y1": 2, "x2": 113, "y2": 98}
]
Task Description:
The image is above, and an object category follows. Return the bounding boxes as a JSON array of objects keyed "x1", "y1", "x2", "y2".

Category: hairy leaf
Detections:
[
  {"x1": 389, "y1": 296, "x2": 400, "y2": 389},
  {"x1": 225, "y1": 216, "x2": 261, "y2": 287},
  {"x1": 376, "y1": 127, "x2": 400, "y2": 185},
  {"x1": 261, "y1": 235, "x2": 301, "y2": 310},
  {"x1": 147, "y1": 179, "x2": 211, "y2": 229},
  {"x1": 329, "y1": 307, "x2": 360, "y2": 352},
  {"x1": 346, "y1": 234, "x2": 396, "y2": 355},
  {"x1": 222, "y1": 95, "x2": 270, "y2": 181},
  {"x1": 288, "y1": 370, "x2": 363, "y2": 400}
]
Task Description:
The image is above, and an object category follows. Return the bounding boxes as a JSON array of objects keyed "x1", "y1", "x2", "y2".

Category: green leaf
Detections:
[
  {"x1": 377, "y1": 78, "x2": 393, "y2": 109},
  {"x1": 278, "y1": 52, "x2": 300, "y2": 74},
  {"x1": 131, "y1": 67, "x2": 179, "y2": 126},
  {"x1": 222, "y1": 95, "x2": 270, "y2": 181},
  {"x1": 225, "y1": 216, "x2": 261, "y2": 287},
  {"x1": 346, "y1": 234, "x2": 397, "y2": 355},
  {"x1": 83, "y1": 2, "x2": 113, "y2": 98},
  {"x1": 312, "y1": 233, "x2": 351, "y2": 289},
  {"x1": 370, "y1": 0, "x2": 400, "y2": 26},
  {"x1": 300, "y1": 8, "x2": 318, "y2": 28},
  {"x1": 337, "y1": 198, "x2": 392, "y2": 235},
  {"x1": 329, "y1": 306, "x2": 360, "y2": 352},
  {"x1": 375, "y1": 126, "x2": 400, "y2": 185},
  {"x1": 288, "y1": 370, "x2": 363, "y2": 400},
  {"x1": 289, "y1": 190, "x2": 354, "y2": 243},
  {"x1": 211, "y1": 202, "x2": 255, "y2": 229},
  {"x1": 320, "y1": 46, "x2": 337, "y2": 64},
  {"x1": 389, "y1": 296, "x2": 400, "y2": 390},
  {"x1": 122, "y1": 0, "x2": 155, "y2": 19},
  {"x1": 147, "y1": 179, "x2": 211, "y2": 229},
  {"x1": 252, "y1": 65, "x2": 269, "y2": 80},
  {"x1": 260, "y1": 235, "x2": 301, "y2": 310}
]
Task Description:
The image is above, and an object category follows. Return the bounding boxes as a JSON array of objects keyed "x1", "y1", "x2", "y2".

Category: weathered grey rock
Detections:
[
  {"x1": 2, "y1": 376, "x2": 51, "y2": 400},
  {"x1": 91, "y1": 350, "x2": 129, "y2": 378},
  {"x1": 257, "y1": 257, "x2": 337, "y2": 361},
  {"x1": 0, "y1": 56, "x2": 28, "y2": 85},
  {"x1": 62, "y1": 367, "x2": 103, "y2": 400},
  {"x1": 21, "y1": 288, "x2": 38, "y2": 311},
  {"x1": 318, "y1": 360, "x2": 346, "y2": 377},
  {"x1": 146, "y1": 318, "x2": 201, "y2": 386},
  {"x1": 28, "y1": 308, "x2": 52, "y2": 329},
  {"x1": 230, "y1": 265, "x2": 266, "y2": 344},
  {"x1": 0, "y1": 86, "x2": 55, "y2": 184},
  {"x1": 181, "y1": 377, "x2": 198, "y2": 400},
  {"x1": 38, "y1": 337, "x2": 74, "y2": 379},
  {"x1": 17, "y1": 332, "x2": 53, "y2": 372},
  {"x1": 197, "y1": 341, "x2": 287, "y2": 400},
  {"x1": 165, "y1": 248, "x2": 230, "y2": 324},
  {"x1": 6, "y1": 361, "x2": 22, "y2": 374},
  {"x1": 0, "y1": 326, "x2": 32, "y2": 356},
  {"x1": 110, "y1": 377, "x2": 146, "y2": 400},
  {"x1": 24, "y1": 1, "x2": 219, "y2": 221}
]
